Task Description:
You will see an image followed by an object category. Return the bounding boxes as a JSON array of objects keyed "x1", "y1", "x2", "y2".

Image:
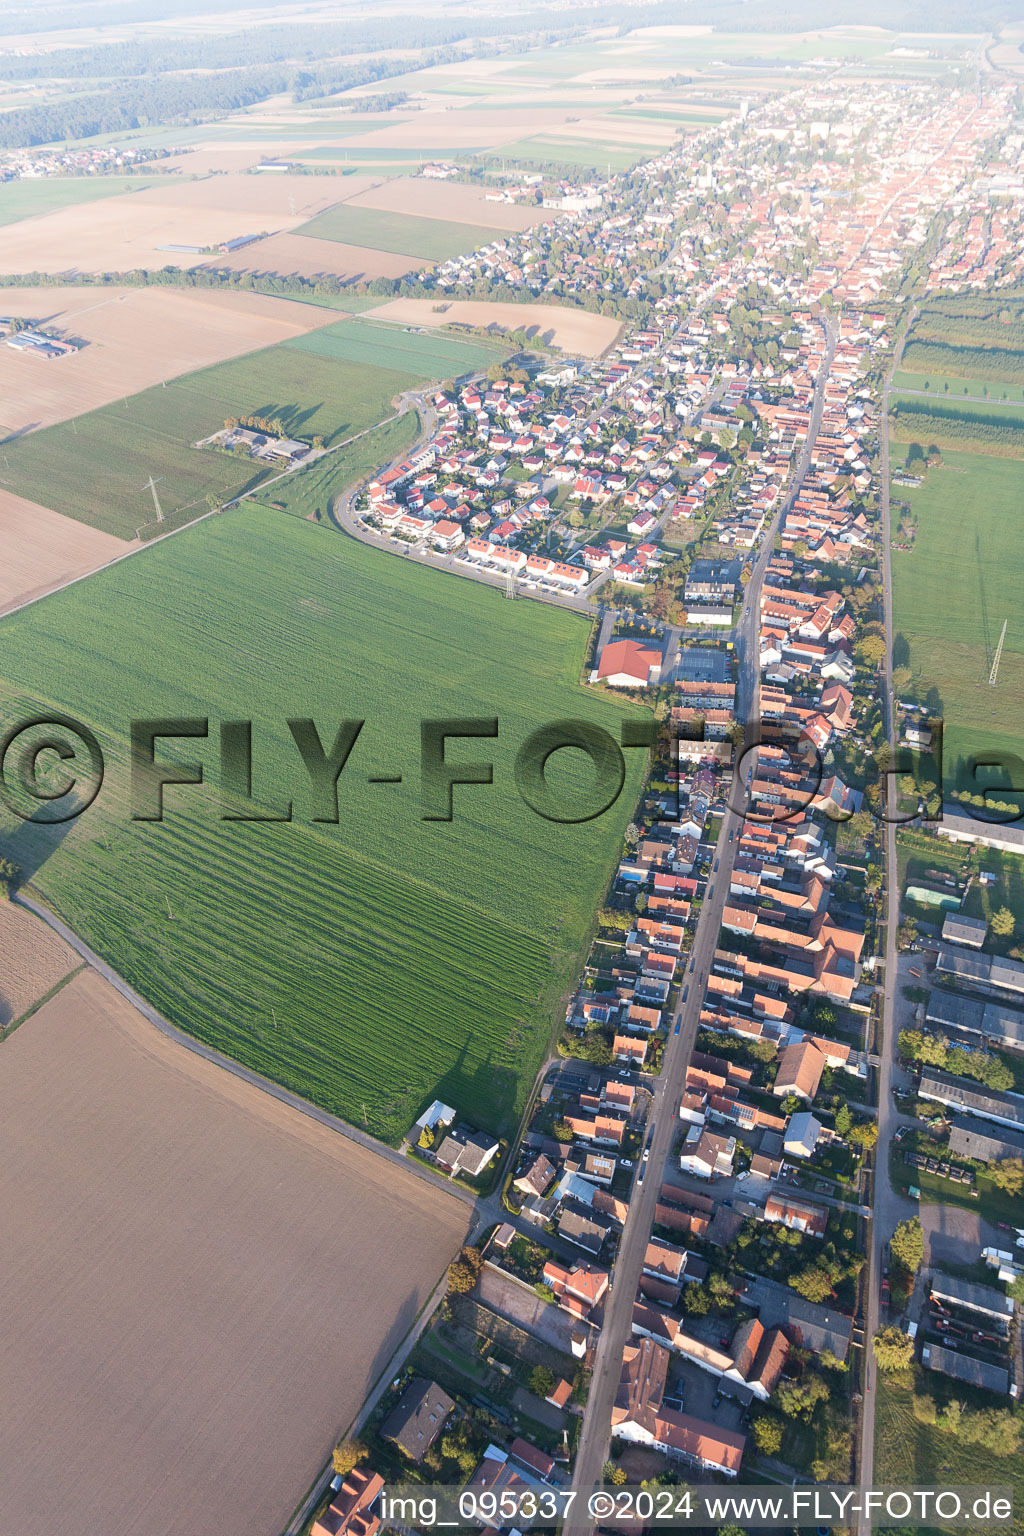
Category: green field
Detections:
[
  {"x1": 250, "y1": 410, "x2": 418, "y2": 521},
  {"x1": 288, "y1": 317, "x2": 507, "y2": 377},
  {"x1": 875, "y1": 1371, "x2": 1023, "y2": 1536},
  {"x1": 894, "y1": 370, "x2": 1024, "y2": 405},
  {"x1": 891, "y1": 446, "x2": 1024, "y2": 787},
  {"x1": 891, "y1": 394, "x2": 1024, "y2": 458},
  {"x1": 0, "y1": 175, "x2": 169, "y2": 228},
  {"x1": 297, "y1": 203, "x2": 504, "y2": 261},
  {"x1": 489, "y1": 137, "x2": 647, "y2": 172},
  {"x1": 0, "y1": 338, "x2": 426, "y2": 538},
  {"x1": 0, "y1": 508, "x2": 644, "y2": 1143}
]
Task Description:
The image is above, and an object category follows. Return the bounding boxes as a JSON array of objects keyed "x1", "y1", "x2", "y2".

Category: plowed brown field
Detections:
[
  {"x1": 0, "y1": 490, "x2": 129, "y2": 613},
  {"x1": 0, "y1": 285, "x2": 340, "y2": 435},
  {"x1": 0, "y1": 967, "x2": 469, "y2": 1536}
]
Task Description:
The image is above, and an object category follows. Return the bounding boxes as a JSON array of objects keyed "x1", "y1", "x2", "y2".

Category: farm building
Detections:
[
  {"x1": 921, "y1": 1344, "x2": 1011, "y2": 1397},
  {"x1": 948, "y1": 1116, "x2": 1024, "y2": 1164},
  {"x1": 925, "y1": 991, "x2": 1024, "y2": 1051},
  {"x1": 918, "y1": 1070, "x2": 1024, "y2": 1132},
  {"x1": 930, "y1": 1274, "x2": 1014, "y2": 1323},
  {"x1": 941, "y1": 912, "x2": 988, "y2": 948}
]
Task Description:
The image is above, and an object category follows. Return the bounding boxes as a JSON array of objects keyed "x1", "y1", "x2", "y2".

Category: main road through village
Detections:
[{"x1": 562, "y1": 320, "x2": 838, "y2": 1534}]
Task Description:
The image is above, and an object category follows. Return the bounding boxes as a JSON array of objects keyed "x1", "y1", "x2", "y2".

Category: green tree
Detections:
[
  {"x1": 890, "y1": 1216, "x2": 924, "y2": 1276},
  {"x1": 775, "y1": 1372, "x2": 829, "y2": 1419},
  {"x1": 789, "y1": 1262, "x2": 836, "y2": 1304},
  {"x1": 850, "y1": 1120, "x2": 878, "y2": 1150},
  {"x1": 0, "y1": 855, "x2": 20, "y2": 898},
  {"x1": 529, "y1": 1365, "x2": 556, "y2": 1398},
  {"x1": 332, "y1": 1440, "x2": 366, "y2": 1478},
  {"x1": 990, "y1": 1157, "x2": 1024, "y2": 1196},
  {"x1": 873, "y1": 1325, "x2": 914, "y2": 1373},
  {"x1": 992, "y1": 906, "x2": 1015, "y2": 938},
  {"x1": 751, "y1": 1415, "x2": 783, "y2": 1455}
]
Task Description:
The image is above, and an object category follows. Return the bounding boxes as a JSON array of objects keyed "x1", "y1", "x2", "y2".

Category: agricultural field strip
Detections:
[
  {"x1": 295, "y1": 202, "x2": 507, "y2": 260},
  {"x1": 0, "y1": 507, "x2": 644, "y2": 1140}
]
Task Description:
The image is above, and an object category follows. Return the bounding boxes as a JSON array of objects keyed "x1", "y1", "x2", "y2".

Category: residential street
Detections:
[{"x1": 563, "y1": 323, "x2": 838, "y2": 1533}]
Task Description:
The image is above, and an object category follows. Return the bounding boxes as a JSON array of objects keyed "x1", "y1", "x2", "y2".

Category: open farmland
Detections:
[
  {"x1": 346, "y1": 175, "x2": 550, "y2": 231},
  {"x1": 0, "y1": 174, "x2": 170, "y2": 228},
  {"x1": 0, "y1": 965, "x2": 468, "y2": 1536},
  {"x1": 891, "y1": 447, "x2": 1024, "y2": 786},
  {"x1": 0, "y1": 172, "x2": 353, "y2": 275},
  {"x1": 200, "y1": 229, "x2": 431, "y2": 282},
  {"x1": 0, "y1": 336, "x2": 421, "y2": 537},
  {"x1": 0, "y1": 285, "x2": 341, "y2": 436},
  {"x1": 287, "y1": 316, "x2": 507, "y2": 376},
  {"x1": 0, "y1": 900, "x2": 78, "y2": 1027},
  {"x1": 0, "y1": 490, "x2": 128, "y2": 613},
  {"x1": 364, "y1": 297, "x2": 622, "y2": 357},
  {"x1": 297, "y1": 202, "x2": 505, "y2": 261},
  {"x1": 0, "y1": 507, "x2": 645, "y2": 1143}
]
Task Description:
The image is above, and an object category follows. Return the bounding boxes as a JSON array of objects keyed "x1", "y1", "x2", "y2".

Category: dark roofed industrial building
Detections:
[
  {"x1": 918, "y1": 1071, "x2": 1024, "y2": 1132},
  {"x1": 948, "y1": 1115, "x2": 1024, "y2": 1165},
  {"x1": 925, "y1": 991, "x2": 1024, "y2": 1053},
  {"x1": 930, "y1": 1274, "x2": 1014, "y2": 1323},
  {"x1": 936, "y1": 947, "x2": 1024, "y2": 996},
  {"x1": 922, "y1": 1344, "x2": 1010, "y2": 1396},
  {"x1": 941, "y1": 912, "x2": 988, "y2": 948}
]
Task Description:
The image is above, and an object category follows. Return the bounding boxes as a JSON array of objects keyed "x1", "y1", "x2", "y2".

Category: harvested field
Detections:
[
  {"x1": 364, "y1": 297, "x2": 621, "y2": 357},
  {"x1": 0, "y1": 175, "x2": 351, "y2": 276},
  {"x1": 0, "y1": 285, "x2": 341, "y2": 436},
  {"x1": 0, "y1": 490, "x2": 129, "y2": 614},
  {"x1": 347, "y1": 175, "x2": 549, "y2": 231},
  {"x1": 0, "y1": 966, "x2": 469, "y2": 1536},
  {"x1": 202, "y1": 230, "x2": 429, "y2": 281},
  {"x1": 0, "y1": 900, "x2": 77, "y2": 1026},
  {"x1": 340, "y1": 106, "x2": 580, "y2": 150},
  {"x1": 126, "y1": 171, "x2": 359, "y2": 220}
]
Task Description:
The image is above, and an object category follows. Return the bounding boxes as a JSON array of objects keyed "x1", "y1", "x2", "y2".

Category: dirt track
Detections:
[{"x1": 0, "y1": 968, "x2": 469, "y2": 1536}]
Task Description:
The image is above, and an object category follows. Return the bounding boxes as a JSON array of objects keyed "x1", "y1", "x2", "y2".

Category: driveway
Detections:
[{"x1": 920, "y1": 1203, "x2": 1007, "y2": 1268}]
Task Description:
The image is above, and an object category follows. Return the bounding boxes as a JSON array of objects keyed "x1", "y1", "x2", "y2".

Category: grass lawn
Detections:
[
  {"x1": 888, "y1": 1139, "x2": 1024, "y2": 1228},
  {"x1": 875, "y1": 1371, "x2": 1023, "y2": 1536},
  {"x1": 0, "y1": 175, "x2": 169, "y2": 228},
  {"x1": 0, "y1": 506, "x2": 645, "y2": 1143},
  {"x1": 296, "y1": 203, "x2": 504, "y2": 261},
  {"x1": 0, "y1": 337, "x2": 431, "y2": 539},
  {"x1": 890, "y1": 446, "x2": 1024, "y2": 790},
  {"x1": 288, "y1": 317, "x2": 507, "y2": 378}
]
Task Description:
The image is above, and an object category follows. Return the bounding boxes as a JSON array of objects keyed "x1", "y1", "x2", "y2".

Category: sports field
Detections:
[
  {"x1": 0, "y1": 335, "x2": 422, "y2": 538},
  {"x1": 0, "y1": 508, "x2": 645, "y2": 1142},
  {"x1": 0, "y1": 965, "x2": 468, "y2": 1536},
  {"x1": 891, "y1": 447, "x2": 1024, "y2": 786},
  {"x1": 297, "y1": 202, "x2": 504, "y2": 261}
]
